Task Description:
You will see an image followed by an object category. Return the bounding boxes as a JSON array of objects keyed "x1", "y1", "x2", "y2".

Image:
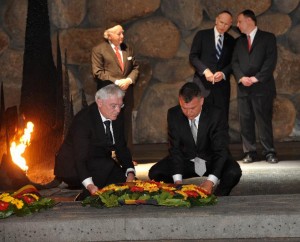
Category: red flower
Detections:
[
  {"x1": 0, "y1": 201, "x2": 10, "y2": 211},
  {"x1": 195, "y1": 186, "x2": 209, "y2": 195},
  {"x1": 130, "y1": 186, "x2": 144, "y2": 192},
  {"x1": 184, "y1": 190, "x2": 199, "y2": 198},
  {"x1": 22, "y1": 195, "x2": 35, "y2": 204}
]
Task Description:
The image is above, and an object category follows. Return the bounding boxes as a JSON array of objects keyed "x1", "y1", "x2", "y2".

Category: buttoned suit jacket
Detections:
[
  {"x1": 232, "y1": 29, "x2": 277, "y2": 98},
  {"x1": 189, "y1": 28, "x2": 235, "y2": 93},
  {"x1": 167, "y1": 103, "x2": 232, "y2": 179},
  {"x1": 54, "y1": 102, "x2": 133, "y2": 184},
  {"x1": 91, "y1": 40, "x2": 139, "y2": 84}
]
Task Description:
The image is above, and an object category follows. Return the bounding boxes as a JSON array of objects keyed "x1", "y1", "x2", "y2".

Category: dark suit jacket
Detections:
[
  {"x1": 54, "y1": 102, "x2": 134, "y2": 184},
  {"x1": 232, "y1": 29, "x2": 277, "y2": 97},
  {"x1": 189, "y1": 28, "x2": 235, "y2": 91},
  {"x1": 167, "y1": 104, "x2": 231, "y2": 179},
  {"x1": 91, "y1": 40, "x2": 139, "y2": 84}
]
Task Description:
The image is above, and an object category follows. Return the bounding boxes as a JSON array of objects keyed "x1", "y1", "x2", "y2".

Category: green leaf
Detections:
[
  {"x1": 100, "y1": 193, "x2": 119, "y2": 208},
  {"x1": 0, "y1": 210, "x2": 14, "y2": 219},
  {"x1": 158, "y1": 198, "x2": 191, "y2": 207}
]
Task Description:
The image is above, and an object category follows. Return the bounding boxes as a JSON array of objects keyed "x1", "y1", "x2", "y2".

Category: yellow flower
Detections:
[
  {"x1": 0, "y1": 193, "x2": 10, "y2": 200},
  {"x1": 161, "y1": 186, "x2": 176, "y2": 191},
  {"x1": 135, "y1": 181, "x2": 160, "y2": 192},
  {"x1": 1, "y1": 195, "x2": 14, "y2": 203},
  {"x1": 175, "y1": 190, "x2": 188, "y2": 200},
  {"x1": 11, "y1": 199, "x2": 24, "y2": 209},
  {"x1": 96, "y1": 184, "x2": 129, "y2": 195},
  {"x1": 180, "y1": 184, "x2": 208, "y2": 198}
]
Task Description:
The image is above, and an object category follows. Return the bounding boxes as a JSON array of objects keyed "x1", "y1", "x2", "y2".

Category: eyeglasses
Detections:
[{"x1": 108, "y1": 103, "x2": 124, "y2": 110}]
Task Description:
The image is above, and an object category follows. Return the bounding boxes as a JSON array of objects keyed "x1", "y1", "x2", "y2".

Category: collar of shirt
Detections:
[
  {"x1": 109, "y1": 41, "x2": 120, "y2": 52},
  {"x1": 99, "y1": 110, "x2": 115, "y2": 143},
  {"x1": 214, "y1": 27, "x2": 223, "y2": 45},
  {"x1": 248, "y1": 27, "x2": 258, "y2": 44},
  {"x1": 99, "y1": 110, "x2": 111, "y2": 125},
  {"x1": 109, "y1": 41, "x2": 123, "y2": 60},
  {"x1": 189, "y1": 113, "x2": 200, "y2": 129}
]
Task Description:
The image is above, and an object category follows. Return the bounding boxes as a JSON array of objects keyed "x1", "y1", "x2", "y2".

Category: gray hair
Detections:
[
  {"x1": 103, "y1": 25, "x2": 123, "y2": 39},
  {"x1": 95, "y1": 84, "x2": 125, "y2": 101}
]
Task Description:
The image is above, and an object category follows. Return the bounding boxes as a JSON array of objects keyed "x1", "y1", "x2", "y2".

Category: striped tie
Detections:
[{"x1": 216, "y1": 35, "x2": 223, "y2": 60}]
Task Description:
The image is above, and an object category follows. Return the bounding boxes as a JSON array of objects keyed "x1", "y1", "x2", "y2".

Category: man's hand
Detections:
[
  {"x1": 126, "y1": 172, "x2": 135, "y2": 182},
  {"x1": 240, "y1": 76, "x2": 253, "y2": 87},
  {"x1": 249, "y1": 76, "x2": 258, "y2": 83},
  {"x1": 87, "y1": 184, "x2": 98, "y2": 195},
  {"x1": 199, "y1": 180, "x2": 214, "y2": 195},
  {"x1": 213, "y1": 72, "x2": 224, "y2": 82},
  {"x1": 204, "y1": 69, "x2": 214, "y2": 83},
  {"x1": 117, "y1": 78, "x2": 131, "y2": 90}
]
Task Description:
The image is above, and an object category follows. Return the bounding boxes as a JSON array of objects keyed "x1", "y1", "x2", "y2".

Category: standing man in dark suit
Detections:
[
  {"x1": 189, "y1": 10, "x2": 235, "y2": 121},
  {"x1": 91, "y1": 25, "x2": 139, "y2": 150},
  {"x1": 232, "y1": 9, "x2": 278, "y2": 164},
  {"x1": 148, "y1": 83, "x2": 242, "y2": 196},
  {"x1": 54, "y1": 84, "x2": 136, "y2": 200}
]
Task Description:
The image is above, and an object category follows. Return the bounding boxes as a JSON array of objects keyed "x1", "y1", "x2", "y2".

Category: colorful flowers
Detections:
[
  {"x1": 82, "y1": 181, "x2": 217, "y2": 208},
  {"x1": 0, "y1": 185, "x2": 55, "y2": 219}
]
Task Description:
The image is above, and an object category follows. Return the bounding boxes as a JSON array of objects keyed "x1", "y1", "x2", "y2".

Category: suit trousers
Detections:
[
  {"x1": 204, "y1": 83, "x2": 230, "y2": 122},
  {"x1": 238, "y1": 95, "x2": 276, "y2": 156},
  {"x1": 148, "y1": 155, "x2": 242, "y2": 196}
]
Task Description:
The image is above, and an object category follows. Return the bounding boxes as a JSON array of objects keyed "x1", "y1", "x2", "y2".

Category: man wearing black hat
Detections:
[{"x1": 148, "y1": 82, "x2": 242, "y2": 196}]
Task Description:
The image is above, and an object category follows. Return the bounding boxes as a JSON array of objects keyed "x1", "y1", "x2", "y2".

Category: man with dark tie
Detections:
[
  {"x1": 189, "y1": 10, "x2": 235, "y2": 122},
  {"x1": 91, "y1": 25, "x2": 139, "y2": 150},
  {"x1": 148, "y1": 82, "x2": 242, "y2": 196},
  {"x1": 232, "y1": 9, "x2": 278, "y2": 164},
  {"x1": 53, "y1": 84, "x2": 136, "y2": 200}
]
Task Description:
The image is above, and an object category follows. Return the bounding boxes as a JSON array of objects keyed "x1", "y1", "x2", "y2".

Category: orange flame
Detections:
[{"x1": 10, "y1": 121, "x2": 34, "y2": 172}]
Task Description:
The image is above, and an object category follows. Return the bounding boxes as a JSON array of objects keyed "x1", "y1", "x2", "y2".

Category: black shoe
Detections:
[
  {"x1": 242, "y1": 153, "x2": 258, "y2": 163},
  {"x1": 266, "y1": 153, "x2": 278, "y2": 163}
]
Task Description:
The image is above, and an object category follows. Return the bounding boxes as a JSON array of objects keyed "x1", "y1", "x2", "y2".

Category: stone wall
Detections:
[{"x1": 0, "y1": 0, "x2": 300, "y2": 144}]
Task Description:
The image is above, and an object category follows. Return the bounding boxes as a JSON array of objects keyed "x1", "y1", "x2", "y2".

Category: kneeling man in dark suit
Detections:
[
  {"x1": 54, "y1": 84, "x2": 135, "y2": 199},
  {"x1": 148, "y1": 82, "x2": 241, "y2": 196}
]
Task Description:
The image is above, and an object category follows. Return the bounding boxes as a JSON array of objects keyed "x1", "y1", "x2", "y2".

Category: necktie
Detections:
[
  {"x1": 104, "y1": 120, "x2": 113, "y2": 146},
  {"x1": 114, "y1": 46, "x2": 124, "y2": 72},
  {"x1": 191, "y1": 119, "x2": 197, "y2": 143},
  {"x1": 194, "y1": 157, "x2": 207, "y2": 177},
  {"x1": 247, "y1": 35, "x2": 251, "y2": 52},
  {"x1": 216, "y1": 34, "x2": 223, "y2": 60}
]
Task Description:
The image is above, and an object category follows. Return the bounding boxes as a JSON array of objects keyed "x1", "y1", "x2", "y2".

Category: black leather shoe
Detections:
[
  {"x1": 266, "y1": 153, "x2": 279, "y2": 163},
  {"x1": 242, "y1": 153, "x2": 258, "y2": 163}
]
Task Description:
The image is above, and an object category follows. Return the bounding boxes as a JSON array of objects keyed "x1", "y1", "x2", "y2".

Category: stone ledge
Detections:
[{"x1": 1, "y1": 194, "x2": 299, "y2": 241}]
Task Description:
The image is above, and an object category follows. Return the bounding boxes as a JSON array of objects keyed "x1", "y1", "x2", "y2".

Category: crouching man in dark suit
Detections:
[
  {"x1": 54, "y1": 84, "x2": 135, "y2": 200},
  {"x1": 148, "y1": 82, "x2": 241, "y2": 196}
]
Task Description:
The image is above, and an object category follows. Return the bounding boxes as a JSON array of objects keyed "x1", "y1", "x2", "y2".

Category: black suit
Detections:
[
  {"x1": 189, "y1": 28, "x2": 235, "y2": 120},
  {"x1": 54, "y1": 102, "x2": 134, "y2": 197},
  {"x1": 232, "y1": 29, "x2": 277, "y2": 155},
  {"x1": 148, "y1": 104, "x2": 241, "y2": 196}
]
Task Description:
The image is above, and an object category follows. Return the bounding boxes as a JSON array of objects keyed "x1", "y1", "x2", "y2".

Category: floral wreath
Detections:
[
  {"x1": 0, "y1": 185, "x2": 55, "y2": 219},
  {"x1": 82, "y1": 180, "x2": 217, "y2": 208}
]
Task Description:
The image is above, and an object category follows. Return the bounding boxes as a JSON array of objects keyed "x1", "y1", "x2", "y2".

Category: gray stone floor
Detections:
[{"x1": 1, "y1": 194, "x2": 300, "y2": 241}]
